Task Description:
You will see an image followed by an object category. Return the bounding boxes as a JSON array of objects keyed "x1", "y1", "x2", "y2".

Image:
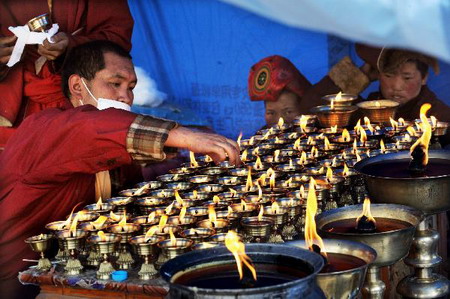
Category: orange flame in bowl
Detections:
[
  {"x1": 158, "y1": 215, "x2": 168, "y2": 232},
  {"x1": 410, "y1": 104, "x2": 432, "y2": 166},
  {"x1": 342, "y1": 129, "x2": 351, "y2": 142},
  {"x1": 225, "y1": 231, "x2": 257, "y2": 281},
  {"x1": 98, "y1": 230, "x2": 107, "y2": 241},
  {"x1": 169, "y1": 228, "x2": 177, "y2": 246},
  {"x1": 90, "y1": 215, "x2": 108, "y2": 230},
  {"x1": 258, "y1": 205, "x2": 264, "y2": 221},
  {"x1": 304, "y1": 178, "x2": 327, "y2": 257},
  {"x1": 356, "y1": 198, "x2": 376, "y2": 224},
  {"x1": 245, "y1": 167, "x2": 253, "y2": 192}
]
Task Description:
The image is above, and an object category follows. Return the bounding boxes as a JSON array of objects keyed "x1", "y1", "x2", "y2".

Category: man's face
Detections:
[
  {"x1": 81, "y1": 52, "x2": 137, "y2": 107},
  {"x1": 265, "y1": 91, "x2": 301, "y2": 126},
  {"x1": 379, "y1": 61, "x2": 427, "y2": 105}
]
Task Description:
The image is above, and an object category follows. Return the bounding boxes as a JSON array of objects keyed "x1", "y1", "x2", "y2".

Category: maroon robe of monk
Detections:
[{"x1": 0, "y1": 0, "x2": 134, "y2": 148}]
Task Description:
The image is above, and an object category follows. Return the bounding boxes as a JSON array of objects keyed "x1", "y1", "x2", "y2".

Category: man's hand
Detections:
[
  {"x1": 166, "y1": 127, "x2": 242, "y2": 166},
  {"x1": 37, "y1": 32, "x2": 69, "y2": 61},
  {"x1": 0, "y1": 35, "x2": 17, "y2": 65}
]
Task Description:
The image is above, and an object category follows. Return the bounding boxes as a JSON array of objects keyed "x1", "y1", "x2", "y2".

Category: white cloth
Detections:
[{"x1": 7, "y1": 23, "x2": 59, "y2": 67}]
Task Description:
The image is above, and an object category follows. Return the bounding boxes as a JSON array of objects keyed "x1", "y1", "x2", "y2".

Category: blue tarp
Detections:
[{"x1": 128, "y1": 0, "x2": 450, "y2": 139}]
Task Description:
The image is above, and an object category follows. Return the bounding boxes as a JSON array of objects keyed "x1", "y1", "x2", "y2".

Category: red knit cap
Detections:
[{"x1": 248, "y1": 55, "x2": 311, "y2": 102}]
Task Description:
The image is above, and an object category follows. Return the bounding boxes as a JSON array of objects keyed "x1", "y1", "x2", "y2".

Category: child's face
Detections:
[
  {"x1": 265, "y1": 91, "x2": 301, "y2": 126},
  {"x1": 379, "y1": 61, "x2": 427, "y2": 105}
]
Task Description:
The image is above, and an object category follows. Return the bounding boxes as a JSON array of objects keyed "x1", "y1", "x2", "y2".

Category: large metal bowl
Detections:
[
  {"x1": 160, "y1": 244, "x2": 325, "y2": 298},
  {"x1": 353, "y1": 150, "x2": 450, "y2": 215}
]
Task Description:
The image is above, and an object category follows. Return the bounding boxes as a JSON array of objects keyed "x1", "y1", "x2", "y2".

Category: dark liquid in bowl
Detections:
[
  {"x1": 361, "y1": 159, "x2": 450, "y2": 178},
  {"x1": 321, "y1": 253, "x2": 366, "y2": 273},
  {"x1": 322, "y1": 218, "x2": 411, "y2": 234},
  {"x1": 174, "y1": 262, "x2": 310, "y2": 289}
]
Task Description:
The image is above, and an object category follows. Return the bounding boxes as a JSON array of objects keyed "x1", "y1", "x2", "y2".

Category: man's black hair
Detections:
[{"x1": 61, "y1": 40, "x2": 132, "y2": 98}]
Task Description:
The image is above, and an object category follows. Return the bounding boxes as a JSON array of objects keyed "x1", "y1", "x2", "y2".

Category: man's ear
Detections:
[
  {"x1": 421, "y1": 73, "x2": 429, "y2": 86},
  {"x1": 68, "y1": 74, "x2": 83, "y2": 104}
]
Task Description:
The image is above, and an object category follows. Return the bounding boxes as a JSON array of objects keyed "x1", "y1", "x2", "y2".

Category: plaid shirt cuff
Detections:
[{"x1": 127, "y1": 115, "x2": 178, "y2": 163}]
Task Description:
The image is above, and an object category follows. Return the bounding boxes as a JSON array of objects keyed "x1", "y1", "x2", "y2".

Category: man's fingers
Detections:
[{"x1": 0, "y1": 35, "x2": 17, "y2": 46}]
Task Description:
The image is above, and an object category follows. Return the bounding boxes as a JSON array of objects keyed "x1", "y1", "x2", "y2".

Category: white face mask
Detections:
[{"x1": 80, "y1": 78, "x2": 131, "y2": 112}]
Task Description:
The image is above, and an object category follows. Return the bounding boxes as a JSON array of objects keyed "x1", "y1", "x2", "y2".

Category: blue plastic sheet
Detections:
[{"x1": 128, "y1": 0, "x2": 450, "y2": 139}]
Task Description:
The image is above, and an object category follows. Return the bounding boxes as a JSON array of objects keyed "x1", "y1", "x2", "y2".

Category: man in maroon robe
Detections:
[
  {"x1": 0, "y1": 40, "x2": 241, "y2": 298},
  {"x1": 0, "y1": 0, "x2": 134, "y2": 149}
]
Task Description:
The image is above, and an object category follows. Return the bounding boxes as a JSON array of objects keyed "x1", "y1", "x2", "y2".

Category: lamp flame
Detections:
[
  {"x1": 225, "y1": 230, "x2": 257, "y2": 281},
  {"x1": 90, "y1": 215, "x2": 108, "y2": 230},
  {"x1": 331, "y1": 125, "x2": 338, "y2": 133},
  {"x1": 271, "y1": 201, "x2": 280, "y2": 214},
  {"x1": 237, "y1": 132, "x2": 243, "y2": 147},
  {"x1": 258, "y1": 205, "x2": 264, "y2": 221},
  {"x1": 304, "y1": 178, "x2": 327, "y2": 257},
  {"x1": 190, "y1": 151, "x2": 199, "y2": 168},
  {"x1": 343, "y1": 163, "x2": 350, "y2": 177},
  {"x1": 390, "y1": 117, "x2": 398, "y2": 130},
  {"x1": 326, "y1": 167, "x2": 333, "y2": 182},
  {"x1": 118, "y1": 210, "x2": 127, "y2": 227},
  {"x1": 245, "y1": 167, "x2": 253, "y2": 192},
  {"x1": 406, "y1": 126, "x2": 417, "y2": 137},
  {"x1": 274, "y1": 150, "x2": 280, "y2": 162},
  {"x1": 299, "y1": 151, "x2": 307, "y2": 165},
  {"x1": 269, "y1": 170, "x2": 276, "y2": 190},
  {"x1": 360, "y1": 129, "x2": 367, "y2": 145},
  {"x1": 98, "y1": 230, "x2": 107, "y2": 241},
  {"x1": 69, "y1": 213, "x2": 80, "y2": 237},
  {"x1": 165, "y1": 201, "x2": 175, "y2": 214},
  {"x1": 169, "y1": 228, "x2": 177, "y2": 246},
  {"x1": 208, "y1": 205, "x2": 217, "y2": 224},
  {"x1": 255, "y1": 156, "x2": 263, "y2": 170},
  {"x1": 95, "y1": 196, "x2": 103, "y2": 210},
  {"x1": 144, "y1": 226, "x2": 159, "y2": 242},
  {"x1": 277, "y1": 117, "x2": 285, "y2": 129},
  {"x1": 109, "y1": 211, "x2": 121, "y2": 222},
  {"x1": 159, "y1": 215, "x2": 168, "y2": 232},
  {"x1": 342, "y1": 129, "x2": 351, "y2": 142},
  {"x1": 229, "y1": 188, "x2": 237, "y2": 198},
  {"x1": 175, "y1": 190, "x2": 184, "y2": 206},
  {"x1": 240, "y1": 149, "x2": 248, "y2": 161},
  {"x1": 179, "y1": 207, "x2": 187, "y2": 224},
  {"x1": 356, "y1": 198, "x2": 376, "y2": 224},
  {"x1": 430, "y1": 116, "x2": 438, "y2": 128},
  {"x1": 324, "y1": 136, "x2": 331, "y2": 150},
  {"x1": 410, "y1": 103, "x2": 433, "y2": 166},
  {"x1": 294, "y1": 138, "x2": 301, "y2": 150},
  {"x1": 375, "y1": 101, "x2": 381, "y2": 108},
  {"x1": 398, "y1": 118, "x2": 406, "y2": 126}
]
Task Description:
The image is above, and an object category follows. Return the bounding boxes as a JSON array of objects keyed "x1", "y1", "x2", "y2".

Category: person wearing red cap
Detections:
[{"x1": 248, "y1": 55, "x2": 312, "y2": 127}]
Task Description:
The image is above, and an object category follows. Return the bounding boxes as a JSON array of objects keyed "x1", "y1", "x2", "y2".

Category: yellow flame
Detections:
[
  {"x1": 406, "y1": 126, "x2": 417, "y2": 137},
  {"x1": 159, "y1": 215, "x2": 168, "y2": 231},
  {"x1": 285, "y1": 177, "x2": 293, "y2": 187},
  {"x1": 237, "y1": 132, "x2": 243, "y2": 147},
  {"x1": 310, "y1": 146, "x2": 318, "y2": 158},
  {"x1": 69, "y1": 213, "x2": 80, "y2": 237},
  {"x1": 341, "y1": 129, "x2": 351, "y2": 142},
  {"x1": 98, "y1": 230, "x2": 107, "y2": 241},
  {"x1": 258, "y1": 205, "x2": 264, "y2": 221},
  {"x1": 430, "y1": 116, "x2": 438, "y2": 128},
  {"x1": 241, "y1": 149, "x2": 248, "y2": 161},
  {"x1": 246, "y1": 167, "x2": 253, "y2": 192},
  {"x1": 261, "y1": 130, "x2": 271, "y2": 140},
  {"x1": 363, "y1": 116, "x2": 371, "y2": 127},
  {"x1": 134, "y1": 183, "x2": 149, "y2": 196},
  {"x1": 241, "y1": 200, "x2": 247, "y2": 211},
  {"x1": 95, "y1": 197, "x2": 103, "y2": 210},
  {"x1": 289, "y1": 158, "x2": 294, "y2": 169},
  {"x1": 324, "y1": 136, "x2": 331, "y2": 150},
  {"x1": 208, "y1": 205, "x2": 217, "y2": 223},
  {"x1": 249, "y1": 136, "x2": 255, "y2": 145},
  {"x1": 307, "y1": 136, "x2": 314, "y2": 145},
  {"x1": 375, "y1": 101, "x2": 381, "y2": 107},
  {"x1": 390, "y1": 117, "x2": 398, "y2": 130},
  {"x1": 294, "y1": 138, "x2": 301, "y2": 150},
  {"x1": 118, "y1": 210, "x2": 127, "y2": 227},
  {"x1": 109, "y1": 211, "x2": 121, "y2": 222},
  {"x1": 175, "y1": 190, "x2": 184, "y2": 206},
  {"x1": 331, "y1": 156, "x2": 337, "y2": 167},
  {"x1": 255, "y1": 156, "x2": 263, "y2": 170},
  {"x1": 352, "y1": 139, "x2": 358, "y2": 154},
  {"x1": 410, "y1": 104, "x2": 433, "y2": 166},
  {"x1": 190, "y1": 151, "x2": 199, "y2": 167},
  {"x1": 229, "y1": 188, "x2": 237, "y2": 198},
  {"x1": 360, "y1": 129, "x2": 367, "y2": 145},
  {"x1": 192, "y1": 190, "x2": 198, "y2": 199},
  {"x1": 144, "y1": 226, "x2": 159, "y2": 242},
  {"x1": 269, "y1": 170, "x2": 276, "y2": 190},
  {"x1": 356, "y1": 198, "x2": 376, "y2": 224},
  {"x1": 277, "y1": 117, "x2": 285, "y2": 128},
  {"x1": 356, "y1": 151, "x2": 362, "y2": 162},
  {"x1": 169, "y1": 228, "x2": 177, "y2": 246},
  {"x1": 326, "y1": 167, "x2": 333, "y2": 182},
  {"x1": 299, "y1": 151, "x2": 307, "y2": 165},
  {"x1": 257, "y1": 182, "x2": 263, "y2": 200},
  {"x1": 225, "y1": 231, "x2": 257, "y2": 281},
  {"x1": 380, "y1": 139, "x2": 386, "y2": 153},
  {"x1": 90, "y1": 215, "x2": 108, "y2": 229},
  {"x1": 165, "y1": 201, "x2": 175, "y2": 214},
  {"x1": 304, "y1": 178, "x2": 327, "y2": 257},
  {"x1": 271, "y1": 201, "x2": 280, "y2": 214},
  {"x1": 343, "y1": 163, "x2": 350, "y2": 177},
  {"x1": 274, "y1": 150, "x2": 280, "y2": 161},
  {"x1": 398, "y1": 118, "x2": 406, "y2": 126},
  {"x1": 299, "y1": 185, "x2": 306, "y2": 198},
  {"x1": 331, "y1": 125, "x2": 338, "y2": 133},
  {"x1": 179, "y1": 207, "x2": 187, "y2": 223},
  {"x1": 300, "y1": 116, "x2": 308, "y2": 132}
]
